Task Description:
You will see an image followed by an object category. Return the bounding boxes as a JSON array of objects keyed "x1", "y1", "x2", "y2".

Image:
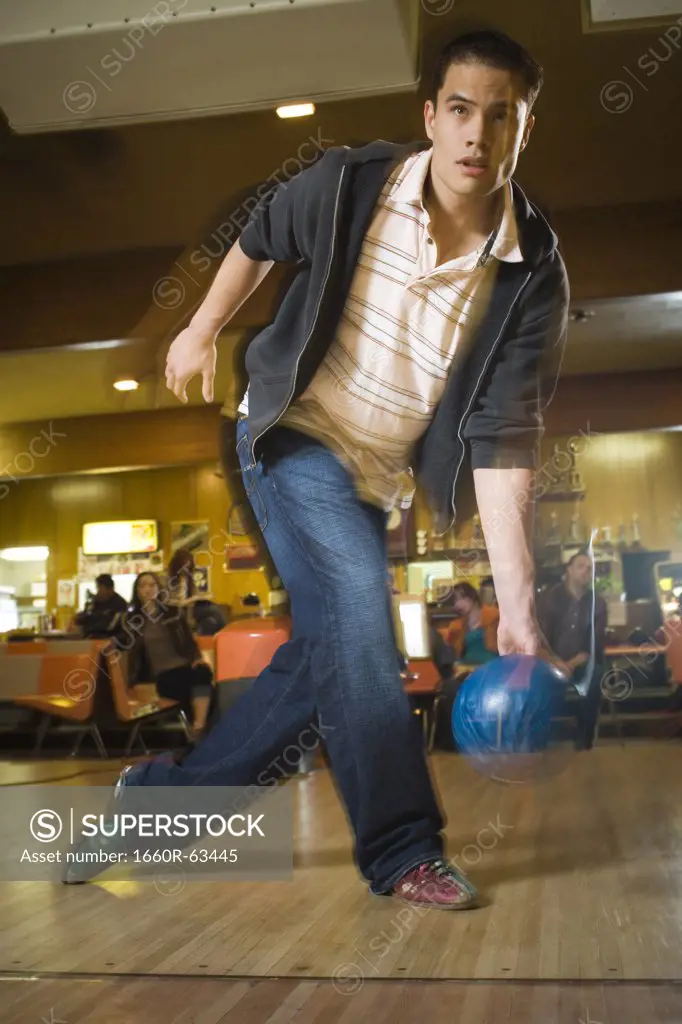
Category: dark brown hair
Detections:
[
  {"x1": 431, "y1": 30, "x2": 544, "y2": 111},
  {"x1": 168, "y1": 548, "x2": 195, "y2": 598},
  {"x1": 452, "y1": 582, "x2": 482, "y2": 607},
  {"x1": 566, "y1": 549, "x2": 591, "y2": 567}
]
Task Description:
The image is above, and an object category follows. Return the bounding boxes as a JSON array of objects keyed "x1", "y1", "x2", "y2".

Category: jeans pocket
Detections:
[{"x1": 236, "y1": 433, "x2": 268, "y2": 533}]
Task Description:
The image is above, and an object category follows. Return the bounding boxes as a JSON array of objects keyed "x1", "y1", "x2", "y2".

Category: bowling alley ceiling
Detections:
[{"x1": 0, "y1": 0, "x2": 681, "y2": 422}]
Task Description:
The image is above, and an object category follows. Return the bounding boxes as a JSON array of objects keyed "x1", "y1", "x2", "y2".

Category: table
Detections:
[
  {"x1": 601, "y1": 644, "x2": 673, "y2": 737},
  {"x1": 604, "y1": 644, "x2": 667, "y2": 658}
]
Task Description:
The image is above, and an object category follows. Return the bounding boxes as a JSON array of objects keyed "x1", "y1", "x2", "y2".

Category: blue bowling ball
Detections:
[{"x1": 452, "y1": 654, "x2": 573, "y2": 784}]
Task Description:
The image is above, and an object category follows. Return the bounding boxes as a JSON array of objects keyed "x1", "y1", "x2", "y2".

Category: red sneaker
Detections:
[{"x1": 390, "y1": 859, "x2": 479, "y2": 910}]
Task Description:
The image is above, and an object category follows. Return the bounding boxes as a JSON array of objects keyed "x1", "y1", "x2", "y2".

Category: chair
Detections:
[
  {"x1": 597, "y1": 622, "x2": 681, "y2": 738},
  {"x1": 103, "y1": 648, "x2": 192, "y2": 755},
  {"x1": 45, "y1": 639, "x2": 101, "y2": 657},
  {"x1": 12, "y1": 652, "x2": 108, "y2": 756},
  {"x1": 664, "y1": 617, "x2": 682, "y2": 687},
  {"x1": 403, "y1": 660, "x2": 443, "y2": 752},
  {"x1": 214, "y1": 616, "x2": 290, "y2": 715},
  {"x1": 215, "y1": 617, "x2": 290, "y2": 683},
  {"x1": 6, "y1": 640, "x2": 48, "y2": 655},
  {"x1": 214, "y1": 616, "x2": 323, "y2": 772},
  {"x1": 0, "y1": 654, "x2": 43, "y2": 699},
  {"x1": 393, "y1": 594, "x2": 443, "y2": 751},
  {"x1": 651, "y1": 618, "x2": 682, "y2": 739}
]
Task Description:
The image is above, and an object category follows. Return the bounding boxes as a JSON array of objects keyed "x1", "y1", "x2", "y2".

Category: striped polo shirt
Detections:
[{"x1": 240, "y1": 147, "x2": 523, "y2": 511}]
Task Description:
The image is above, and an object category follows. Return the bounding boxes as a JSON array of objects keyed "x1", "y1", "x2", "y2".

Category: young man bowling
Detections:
[{"x1": 67, "y1": 30, "x2": 568, "y2": 908}]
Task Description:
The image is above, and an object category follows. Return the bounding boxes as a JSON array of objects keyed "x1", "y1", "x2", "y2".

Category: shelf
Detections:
[
  {"x1": 537, "y1": 491, "x2": 586, "y2": 503},
  {"x1": 409, "y1": 552, "x2": 488, "y2": 563}
]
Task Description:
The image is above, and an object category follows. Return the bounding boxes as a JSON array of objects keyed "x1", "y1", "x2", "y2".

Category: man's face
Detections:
[
  {"x1": 96, "y1": 583, "x2": 113, "y2": 602},
  {"x1": 567, "y1": 556, "x2": 593, "y2": 590},
  {"x1": 424, "y1": 61, "x2": 534, "y2": 201}
]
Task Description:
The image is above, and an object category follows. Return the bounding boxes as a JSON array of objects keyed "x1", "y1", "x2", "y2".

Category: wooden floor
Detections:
[
  {"x1": 3, "y1": 976, "x2": 682, "y2": 1024},
  {"x1": 1, "y1": 742, "x2": 681, "y2": 1022}
]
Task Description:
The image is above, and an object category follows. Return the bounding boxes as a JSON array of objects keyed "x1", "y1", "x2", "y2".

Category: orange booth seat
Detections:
[
  {"x1": 213, "y1": 615, "x2": 441, "y2": 750},
  {"x1": 213, "y1": 616, "x2": 291, "y2": 715},
  {"x1": 11, "y1": 652, "x2": 106, "y2": 755},
  {"x1": 215, "y1": 617, "x2": 291, "y2": 680},
  {"x1": 4, "y1": 640, "x2": 49, "y2": 656}
]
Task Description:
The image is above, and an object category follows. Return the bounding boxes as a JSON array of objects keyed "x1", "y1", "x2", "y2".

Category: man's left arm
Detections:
[
  {"x1": 473, "y1": 465, "x2": 539, "y2": 654},
  {"x1": 463, "y1": 255, "x2": 569, "y2": 654}
]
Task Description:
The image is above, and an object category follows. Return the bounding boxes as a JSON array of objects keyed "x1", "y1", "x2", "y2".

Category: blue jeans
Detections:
[{"x1": 126, "y1": 419, "x2": 445, "y2": 892}]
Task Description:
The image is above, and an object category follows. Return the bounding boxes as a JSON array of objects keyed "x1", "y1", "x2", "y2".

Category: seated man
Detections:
[
  {"x1": 74, "y1": 574, "x2": 128, "y2": 640},
  {"x1": 192, "y1": 599, "x2": 227, "y2": 636},
  {"x1": 536, "y1": 550, "x2": 607, "y2": 750}
]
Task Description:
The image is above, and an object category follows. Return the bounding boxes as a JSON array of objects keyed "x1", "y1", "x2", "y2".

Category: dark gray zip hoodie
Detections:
[{"x1": 236, "y1": 140, "x2": 569, "y2": 534}]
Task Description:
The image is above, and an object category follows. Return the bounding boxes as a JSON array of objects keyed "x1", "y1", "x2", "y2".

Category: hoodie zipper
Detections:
[
  {"x1": 249, "y1": 166, "x2": 347, "y2": 468},
  {"x1": 442, "y1": 272, "x2": 533, "y2": 536}
]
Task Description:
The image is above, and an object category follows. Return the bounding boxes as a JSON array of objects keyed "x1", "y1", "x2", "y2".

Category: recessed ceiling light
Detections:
[
  {"x1": 113, "y1": 378, "x2": 139, "y2": 391},
  {"x1": 276, "y1": 102, "x2": 315, "y2": 119},
  {"x1": 569, "y1": 309, "x2": 595, "y2": 323}
]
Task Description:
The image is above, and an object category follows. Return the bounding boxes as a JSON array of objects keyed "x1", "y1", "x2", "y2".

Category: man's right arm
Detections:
[
  {"x1": 165, "y1": 240, "x2": 274, "y2": 403},
  {"x1": 193, "y1": 241, "x2": 274, "y2": 336},
  {"x1": 165, "y1": 150, "x2": 337, "y2": 403}
]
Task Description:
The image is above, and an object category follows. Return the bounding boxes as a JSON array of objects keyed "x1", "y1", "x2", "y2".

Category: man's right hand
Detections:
[{"x1": 165, "y1": 323, "x2": 218, "y2": 403}]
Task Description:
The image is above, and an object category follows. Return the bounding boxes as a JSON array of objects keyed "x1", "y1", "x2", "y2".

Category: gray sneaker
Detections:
[{"x1": 62, "y1": 764, "x2": 141, "y2": 885}]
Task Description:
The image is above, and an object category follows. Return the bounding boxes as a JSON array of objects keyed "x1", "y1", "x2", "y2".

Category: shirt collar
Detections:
[
  {"x1": 392, "y1": 148, "x2": 523, "y2": 264},
  {"x1": 392, "y1": 148, "x2": 432, "y2": 208},
  {"x1": 491, "y1": 181, "x2": 523, "y2": 263}
]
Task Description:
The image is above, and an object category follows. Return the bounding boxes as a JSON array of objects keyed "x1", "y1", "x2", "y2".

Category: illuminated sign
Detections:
[{"x1": 82, "y1": 520, "x2": 159, "y2": 555}]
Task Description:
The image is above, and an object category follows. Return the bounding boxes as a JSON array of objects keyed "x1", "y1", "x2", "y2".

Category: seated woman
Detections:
[
  {"x1": 126, "y1": 572, "x2": 215, "y2": 741},
  {"x1": 447, "y1": 583, "x2": 499, "y2": 665},
  {"x1": 430, "y1": 586, "x2": 497, "y2": 751}
]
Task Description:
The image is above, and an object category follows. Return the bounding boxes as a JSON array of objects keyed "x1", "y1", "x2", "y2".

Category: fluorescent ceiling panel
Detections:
[
  {"x1": 584, "y1": 0, "x2": 682, "y2": 30},
  {"x1": 591, "y1": 0, "x2": 682, "y2": 17}
]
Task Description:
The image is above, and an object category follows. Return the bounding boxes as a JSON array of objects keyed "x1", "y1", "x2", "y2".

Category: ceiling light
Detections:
[
  {"x1": 0, "y1": 546, "x2": 50, "y2": 562},
  {"x1": 588, "y1": 0, "x2": 679, "y2": 23},
  {"x1": 113, "y1": 378, "x2": 139, "y2": 392},
  {"x1": 569, "y1": 309, "x2": 595, "y2": 323},
  {"x1": 583, "y1": 0, "x2": 680, "y2": 31},
  {"x1": 276, "y1": 102, "x2": 315, "y2": 119}
]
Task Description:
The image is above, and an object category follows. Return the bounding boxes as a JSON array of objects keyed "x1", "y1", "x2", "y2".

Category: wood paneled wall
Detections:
[
  {"x1": 410, "y1": 429, "x2": 682, "y2": 556},
  {"x1": 0, "y1": 463, "x2": 270, "y2": 615},
  {"x1": 1, "y1": 428, "x2": 681, "y2": 613},
  {"x1": 545, "y1": 371, "x2": 682, "y2": 436},
  {"x1": 0, "y1": 407, "x2": 222, "y2": 480},
  {"x1": 535, "y1": 430, "x2": 682, "y2": 554},
  {"x1": 2, "y1": 202, "x2": 682, "y2": 354},
  {"x1": 2, "y1": 370, "x2": 681, "y2": 485}
]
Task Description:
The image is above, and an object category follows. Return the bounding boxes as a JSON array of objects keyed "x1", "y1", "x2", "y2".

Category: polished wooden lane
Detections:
[
  {"x1": 1, "y1": 743, "x2": 681, "y2": 984},
  {"x1": 2, "y1": 976, "x2": 682, "y2": 1024}
]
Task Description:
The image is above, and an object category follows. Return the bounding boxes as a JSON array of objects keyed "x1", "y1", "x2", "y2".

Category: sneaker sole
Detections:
[{"x1": 374, "y1": 890, "x2": 480, "y2": 911}]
